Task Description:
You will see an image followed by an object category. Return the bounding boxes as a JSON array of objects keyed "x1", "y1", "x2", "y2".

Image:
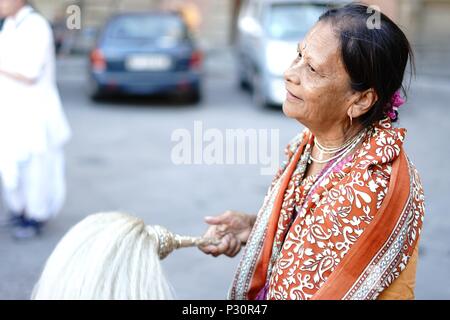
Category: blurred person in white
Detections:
[
  {"x1": 32, "y1": 212, "x2": 175, "y2": 300},
  {"x1": 0, "y1": 0, "x2": 71, "y2": 239}
]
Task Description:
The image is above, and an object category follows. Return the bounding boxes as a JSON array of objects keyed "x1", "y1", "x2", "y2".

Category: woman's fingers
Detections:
[
  {"x1": 225, "y1": 235, "x2": 241, "y2": 257},
  {"x1": 200, "y1": 233, "x2": 243, "y2": 257},
  {"x1": 230, "y1": 240, "x2": 242, "y2": 257},
  {"x1": 204, "y1": 210, "x2": 234, "y2": 228},
  {"x1": 224, "y1": 236, "x2": 235, "y2": 257},
  {"x1": 211, "y1": 234, "x2": 231, "y2": 257},
  {"x1": 199, "y1": 244, "x2": 216, "y2": 254},
  {"x1": 200, "y1": 211, "x2": 252, "y2": 257},
  {"x1": 199, "y1": 239, "x2": 222, "y2": 256},
  {"x1": 204, "y1": 214, "x2": 228, "y2": 226},
  {"x1": 199, "y1": 226, "x2": 223, "y2": 255},
  {"x1": 202, "y1": 225, "x2": 222, "y2": 240},
  {"x1": 204, "y1": 234, "x2": 233, "y2": 257}
]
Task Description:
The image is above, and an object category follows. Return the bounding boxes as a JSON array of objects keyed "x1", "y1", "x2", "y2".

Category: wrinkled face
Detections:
[
  {"x1": 0, "y1": 0, "x2": 23, "y2": 17},
  {"x1": 283, "y1": 21, "x2": 356, "y2": 131}
]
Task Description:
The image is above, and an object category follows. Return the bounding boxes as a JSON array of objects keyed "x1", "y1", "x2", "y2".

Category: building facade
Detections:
[{"x1": 32, "y1": 0, "x2": 450, "y2": 56}]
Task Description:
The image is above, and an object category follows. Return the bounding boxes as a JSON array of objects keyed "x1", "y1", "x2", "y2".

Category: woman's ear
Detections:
[{"x1": 349, "y1": 89, "x2": 378, "y2": 118}]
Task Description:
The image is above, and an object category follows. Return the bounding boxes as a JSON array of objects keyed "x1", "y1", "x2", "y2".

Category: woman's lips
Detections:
[{"x1": 286, "y1": 89, "x2": 303, "y2": 103}]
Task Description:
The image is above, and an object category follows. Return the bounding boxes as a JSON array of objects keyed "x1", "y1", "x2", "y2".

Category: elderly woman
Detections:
[{"x1": 200, "y1": 4, "x2": 425, "y2": 300}]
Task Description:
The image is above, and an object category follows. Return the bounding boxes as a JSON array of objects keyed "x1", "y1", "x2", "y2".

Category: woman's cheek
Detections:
[
  {"x1": 303, "y1": 83, "x2": 324, "y2": 108},
  {"x1": 301, "y1": 72, "x2": 324, "y2": 95}
]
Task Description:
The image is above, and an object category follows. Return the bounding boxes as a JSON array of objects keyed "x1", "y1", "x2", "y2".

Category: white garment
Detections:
[
  {"x1": 2, "y1": 149, "x2": 66, "y2": 221},
  {"x1": 0, "y1": 6, "x2": 71, "y2": 219}
]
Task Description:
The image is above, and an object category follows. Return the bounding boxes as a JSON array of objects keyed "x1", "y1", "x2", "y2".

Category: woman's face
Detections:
[{"x1": 283, "y1": 21, "x2": 356, "y2": 132}]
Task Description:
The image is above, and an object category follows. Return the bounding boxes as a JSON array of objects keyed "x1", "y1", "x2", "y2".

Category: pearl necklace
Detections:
[{"x1": 310, "y1": 129, "x2": 367, "y2": 164}]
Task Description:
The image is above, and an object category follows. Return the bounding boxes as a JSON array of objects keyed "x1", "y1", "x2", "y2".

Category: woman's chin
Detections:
[{"x1": 282, "y1": 100, "x2": 304, "y2": 119}]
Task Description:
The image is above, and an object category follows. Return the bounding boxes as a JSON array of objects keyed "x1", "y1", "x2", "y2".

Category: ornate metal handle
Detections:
[{"x1": 153, "y1": 225, "x2": 221, "y2": 260}]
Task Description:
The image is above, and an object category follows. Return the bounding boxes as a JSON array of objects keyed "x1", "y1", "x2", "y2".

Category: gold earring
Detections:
[{"x1": 349, "y1": 114, "x2": 353, "y2": 127}]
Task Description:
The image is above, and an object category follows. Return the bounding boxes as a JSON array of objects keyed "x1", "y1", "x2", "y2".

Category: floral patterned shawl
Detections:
[{"x1": 229, "y1": 118, "x2": 425, "y2": 300}]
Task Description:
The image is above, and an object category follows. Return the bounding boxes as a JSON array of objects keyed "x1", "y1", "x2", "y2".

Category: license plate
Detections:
[{"x1": 125, "y1": 54, "x2": 172, "y2": 71}]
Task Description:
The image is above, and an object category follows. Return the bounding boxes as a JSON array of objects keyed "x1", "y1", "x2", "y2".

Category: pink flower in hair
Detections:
[{"x1": 387, "y1": 90, "x2": 405, "y2": 120}]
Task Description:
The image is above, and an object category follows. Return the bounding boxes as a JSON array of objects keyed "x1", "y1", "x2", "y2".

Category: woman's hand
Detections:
[{"x1": 199, "y1": 210, "x2": 256, "y2": 257}]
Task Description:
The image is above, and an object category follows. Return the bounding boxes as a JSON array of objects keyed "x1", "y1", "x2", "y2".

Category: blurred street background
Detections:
[{"x1": 1, "y1": 0, "x2": 450, "y2": 299}]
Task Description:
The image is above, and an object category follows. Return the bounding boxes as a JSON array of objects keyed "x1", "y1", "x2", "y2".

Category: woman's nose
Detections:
[{"x1": 284, "y1": 65, "x2": 301, "y2": 85}]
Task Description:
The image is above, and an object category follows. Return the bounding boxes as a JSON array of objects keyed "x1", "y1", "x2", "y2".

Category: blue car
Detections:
[{"x1": 88, "y1": 12, "x2": 202, "y2": 103}]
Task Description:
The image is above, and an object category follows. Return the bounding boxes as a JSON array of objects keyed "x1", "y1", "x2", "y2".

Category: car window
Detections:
[
  {"x1": 266, "y1": 4, "x2": 326, "y2": 40},
  {"x1": 105, "y1": 15, "x2": 186, "y2": 41}
]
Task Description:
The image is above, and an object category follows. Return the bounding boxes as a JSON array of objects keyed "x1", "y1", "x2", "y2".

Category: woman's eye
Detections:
[{"x1": 308, "y1": 65, "x2": 316, "y2": 73}]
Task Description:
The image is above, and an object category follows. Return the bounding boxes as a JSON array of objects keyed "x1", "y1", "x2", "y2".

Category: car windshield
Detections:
[
  {"x1": 105, "y1": 15, "x2": 186, "y2": 41},
  {"x1": 266, "y1": 4, "x2": 326, "y2": 40}
]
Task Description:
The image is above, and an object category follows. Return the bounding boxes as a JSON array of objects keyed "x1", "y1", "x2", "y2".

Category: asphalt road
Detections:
[{"x1": 0, "y1": 51, "x2": 449, "y2": 299}]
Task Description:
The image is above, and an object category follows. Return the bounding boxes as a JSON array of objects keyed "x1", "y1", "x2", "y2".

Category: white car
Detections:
[{"x1": 236, "y1": 0, "x2": 348, "y2": 107}]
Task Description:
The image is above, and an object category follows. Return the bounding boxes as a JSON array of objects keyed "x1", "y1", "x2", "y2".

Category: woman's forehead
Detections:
[{"x1": 300, "y1": 22, "x2": 341, "y2": 67}]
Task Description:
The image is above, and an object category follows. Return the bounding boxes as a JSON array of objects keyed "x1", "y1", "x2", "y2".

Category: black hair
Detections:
[{"x1": 319, "y1": 3, "x2": 415, "y2": 126}]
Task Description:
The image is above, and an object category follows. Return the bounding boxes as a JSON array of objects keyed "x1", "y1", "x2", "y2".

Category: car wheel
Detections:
[{"x1": 180, "y1": 87, "x2": 202, "y2": 104}]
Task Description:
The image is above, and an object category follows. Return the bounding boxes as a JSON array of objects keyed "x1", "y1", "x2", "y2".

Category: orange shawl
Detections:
[{"x1": 229, "y1": 118, "x2": 425, "y2": 300}]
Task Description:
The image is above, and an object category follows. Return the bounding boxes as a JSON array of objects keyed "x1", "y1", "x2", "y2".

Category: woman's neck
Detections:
[
  {"x1": 312, "y1": 122, "x2": 365, "y2": 148},
  {"x1": 305, "y1": 122, "x2": 366, "y2": 178}
]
